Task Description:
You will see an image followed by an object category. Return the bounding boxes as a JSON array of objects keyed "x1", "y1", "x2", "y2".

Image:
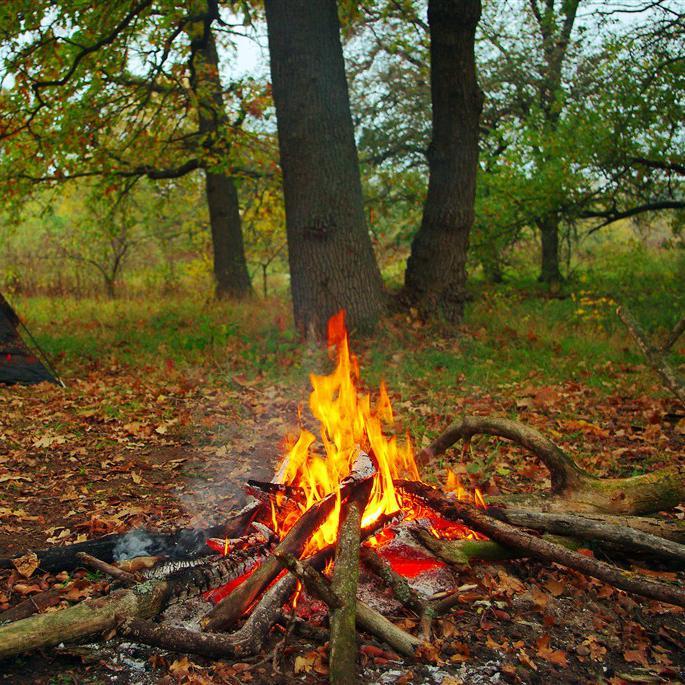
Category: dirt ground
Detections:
[{"x1": 1, "y1": 368, "x2": 684, "y2": 684}]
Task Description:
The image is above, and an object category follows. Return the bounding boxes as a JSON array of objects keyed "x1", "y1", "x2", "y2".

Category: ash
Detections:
[{"x1": 368, "y1": 660, "x2": 504, "y2": 684}]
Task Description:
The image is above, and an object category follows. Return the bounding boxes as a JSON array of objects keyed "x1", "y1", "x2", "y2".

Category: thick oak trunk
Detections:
[
  {"x1": 404, "y1": 0, "x2": 483, "y2": 324},
  {"x1": 264, "y1": 0, "x2": 384, "y2": 337}
]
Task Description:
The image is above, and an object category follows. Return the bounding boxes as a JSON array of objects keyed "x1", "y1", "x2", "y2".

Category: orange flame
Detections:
[
  {"x1": 272, "y1": 311, "x2": 483, "y2": 554},
  {"x1": 274, "y1": 311, "x2": 419, "y2": 551}
]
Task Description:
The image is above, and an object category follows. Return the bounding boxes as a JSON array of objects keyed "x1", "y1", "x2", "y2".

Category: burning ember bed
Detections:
[{"x1": 1, "y1": 311, "x2": 684, "y2": 683}]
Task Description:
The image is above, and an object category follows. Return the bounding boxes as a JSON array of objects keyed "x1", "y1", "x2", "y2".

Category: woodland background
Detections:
[{"x1": 0, "y1": 1, "x2": 684, "y2": 684}]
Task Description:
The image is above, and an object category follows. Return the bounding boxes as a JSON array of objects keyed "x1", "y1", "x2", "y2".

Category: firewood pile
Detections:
[{"x1": 1, "y1": 418, "x2": 683, "y2": 680}]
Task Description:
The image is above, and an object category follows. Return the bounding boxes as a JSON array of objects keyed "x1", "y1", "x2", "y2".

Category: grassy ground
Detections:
[{"x1": 17, "y1": 240, "x2": 684, "y2": 395}]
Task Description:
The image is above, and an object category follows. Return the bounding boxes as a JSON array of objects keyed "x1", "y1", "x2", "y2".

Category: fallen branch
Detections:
[
  {"x1": 488, "y1": 507, "x2": 685, "y2": 565},
  {"x1": 0, "y1": 589, "x2": 62, "y2": 624},
  {"x1": 402, "y1": 482, "x2": 685, "y2": 609},
  {"x1": 120, "y1": 573, "x2": 298, "y2": 659},
  {"x1": 0, "y1": 550, "x2": 265, "y2": 660},
  {"x1": 617, "y1": 306, "x2": 685, "y2": 407},
  {"x1": 76, "y1": 552, "x2": 140, "y2": 585},
  {"x1": 662, "y1": 316, "x2": 685, "y2": 354},
  {"x1": 497, "y1": 509, "x2": 685, "y2": 544},
  {"x1": 417, "y1": 415, "x2": 684, "y2": 514}
]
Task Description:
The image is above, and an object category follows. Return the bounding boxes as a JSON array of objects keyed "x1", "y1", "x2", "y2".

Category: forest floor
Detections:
[{"x1": 1, "y1": 282, "x2": 684, "y2": 684}]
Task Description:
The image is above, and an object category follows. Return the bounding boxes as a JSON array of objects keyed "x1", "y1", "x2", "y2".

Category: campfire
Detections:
[{"x1": 200, "y1": 309, "x2": 488, "y2": 628}]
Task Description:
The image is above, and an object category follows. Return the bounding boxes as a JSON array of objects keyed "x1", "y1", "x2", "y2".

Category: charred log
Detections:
[{"x1": 0, "y1": 501, "x2": 263, "y2": 572}]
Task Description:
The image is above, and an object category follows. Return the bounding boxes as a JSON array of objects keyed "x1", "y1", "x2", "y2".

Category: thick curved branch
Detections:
[
  {"x1": 419, "y1": 415, "x2": 684, "y2": 515},
  {"x1": 419, "y1": 415, "x2": 588, "y2": 493}
]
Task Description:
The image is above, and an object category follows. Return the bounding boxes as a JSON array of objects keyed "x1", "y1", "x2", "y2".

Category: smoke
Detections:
[{"x1": 113, "y1": 528, "x2": 158, "y2": 562}]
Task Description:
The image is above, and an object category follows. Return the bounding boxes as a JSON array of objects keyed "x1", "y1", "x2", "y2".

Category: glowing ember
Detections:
[{"x1": 270, "y1": 310, "x2": 484, "y2": 554}]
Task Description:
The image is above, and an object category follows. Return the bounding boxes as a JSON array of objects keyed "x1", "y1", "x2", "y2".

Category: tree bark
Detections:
[
  {"x1": 188, "y1": 5, "x2": 252, "y2": 299},
  {"x1": 529, "y1": 0, "x2": 580, "y2": 285},
  {"x1": 264, "y1": 0, "x2": 384, "y2": 338},
  {"x1": 403, "y1": 0, "x2": 483, "y2": 324},
  {"x1": 537, "y1": 213, "x2": 563, "y2": 287}
]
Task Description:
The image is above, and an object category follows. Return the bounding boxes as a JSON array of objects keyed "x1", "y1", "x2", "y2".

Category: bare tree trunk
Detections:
[
  {"x1": 188, "y1": 6, "x2": 252, "y2": 299},
  {"x1": 403, "y1": 0, "x2": 483, "y2": 324},
  {"x1": 264, "y1": 0, "x2": 385, "y2": 338},
  {"x1": 537, "y1": 213, "x2": 563, "y2": 287}
]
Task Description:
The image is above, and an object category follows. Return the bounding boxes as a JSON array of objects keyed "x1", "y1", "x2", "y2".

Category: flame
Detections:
[
  {"x1": 272, "y1": 311, "x2": 483, "y2": 555},
  {"x1": 274, "y1": 311, "x2": 419, "y2": 551}
]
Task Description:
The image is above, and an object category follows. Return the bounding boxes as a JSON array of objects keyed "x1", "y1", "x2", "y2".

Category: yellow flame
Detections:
[
  {"x1": 271, "y1": 311, "x2": 484, "y2": 555},
  {"x1": 274, "y1": 311, "x2": 419, "y2": 551}
]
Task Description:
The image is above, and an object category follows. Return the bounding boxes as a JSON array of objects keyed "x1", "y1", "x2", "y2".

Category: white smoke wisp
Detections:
[{"x1": 113, "y1": 528, "x2": 157, "y2": 561}]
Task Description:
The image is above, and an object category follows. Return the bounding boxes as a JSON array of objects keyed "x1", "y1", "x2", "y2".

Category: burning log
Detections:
[
  {"x1": 401, "y1": 482, "x2": 685, "y2": 609},
  {"x1": 202, "y1": 450, "x2": 376, "y2": 633},
  {"x1": 275, "y1": 552, "x2": 422, "y2": 658},
  {"x1": 409, "y1": 524, "x2": 582, "y2": 567},
  {"x1": 329, "y1": 481, "x2": 372, "y2": 684},
  {"x1": 418, "y1": 415, "x2": 685, "y2": 515},
  {"x1": 0, "y1": 549, "x2": 269, "y2": 661},
  {"x1": 360, "y1": 547, "x2": 433, "y2": 640},
  {"x1": 202, "y1": 487, "x2": 341, "y2": 631},
  {"x1": 246, "y1": 480, "x2": 305, "y2": 501}
]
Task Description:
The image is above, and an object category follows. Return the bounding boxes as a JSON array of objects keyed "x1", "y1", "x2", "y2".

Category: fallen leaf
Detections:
[
  {"x1": 11, "y1": 552, "x2": 39, "y2": 578},
  {"x1": 544, "y1": 578, "x2": 565, "y2": 596}
]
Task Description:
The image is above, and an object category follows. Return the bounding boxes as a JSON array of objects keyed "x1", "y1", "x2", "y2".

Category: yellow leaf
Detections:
[{"x1": 294, "y1": 653, "x2": 316, "y2": 674}]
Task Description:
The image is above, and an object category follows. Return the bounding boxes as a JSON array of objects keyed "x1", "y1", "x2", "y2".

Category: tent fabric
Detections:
[{"x1": 0, "y1": 294, "x2": 56, "y2": 385}]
